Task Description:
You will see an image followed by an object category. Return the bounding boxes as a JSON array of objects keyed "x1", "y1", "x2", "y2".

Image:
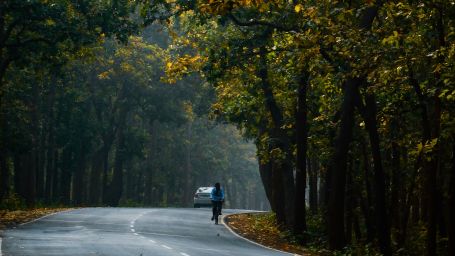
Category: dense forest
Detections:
[
  {"x1": 0, "y1": 1, "x2": 268, "y2": 211},
  {"x1": 1, "y1": 0, "x2": 455, "y2": 255}
]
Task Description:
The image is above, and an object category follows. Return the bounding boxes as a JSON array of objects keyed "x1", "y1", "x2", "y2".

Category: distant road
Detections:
[{"x1": 1, "y1": 208, "x2": 292, "y2": 256}]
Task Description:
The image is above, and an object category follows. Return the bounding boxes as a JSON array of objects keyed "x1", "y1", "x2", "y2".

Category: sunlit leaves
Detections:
[{"x1": 164, "y1": 54, "x2": 207, "y2": 83}]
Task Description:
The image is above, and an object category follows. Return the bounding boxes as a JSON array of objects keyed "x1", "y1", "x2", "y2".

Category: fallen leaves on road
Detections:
[
  {"x1": 225, "y1": 213, "x2": 313, "y2": 256},
  {"x1": 0, "y1": 208, "x2": 72, "y2": 230}
]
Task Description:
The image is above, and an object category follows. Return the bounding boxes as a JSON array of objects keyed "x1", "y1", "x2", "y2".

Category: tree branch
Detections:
[{"x1": 227, "y1": 13, "x2": 297, "y2": 32}]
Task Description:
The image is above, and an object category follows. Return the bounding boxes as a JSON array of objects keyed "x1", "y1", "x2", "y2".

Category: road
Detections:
[{"x1": 0, "y1": 208, "x2": 293, "y2": 256}]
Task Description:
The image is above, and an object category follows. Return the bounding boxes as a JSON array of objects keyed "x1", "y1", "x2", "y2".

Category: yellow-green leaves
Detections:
[
  {"x1": 163, "y1": 54, "x2": 207, "y2": 83},
  {"x1": 381, "y1": 31, "x2": 400, "y2": 47}
]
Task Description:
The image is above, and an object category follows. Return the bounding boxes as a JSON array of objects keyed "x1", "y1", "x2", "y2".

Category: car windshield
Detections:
[{"x1": 197, "y1": 187, "x2": 213, "y2": 193}]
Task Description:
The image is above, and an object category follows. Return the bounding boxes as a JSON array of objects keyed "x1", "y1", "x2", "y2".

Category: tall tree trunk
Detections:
[
  {"x1": 89, "y1": 148, "x2": 104, "y2": 205},
  {"x1": 102, "y1": 147, "x2": 109, "y2": 204},
  {"x1": 326, "y1": 3, "x2": 381, "y2": 250},
  {"x1": 426, "y1": 95, "x2": 440, "y2": 256},
  {"x1": 44, "y1": 113, "x2": 56, "y2": 203},
  {"x1": 361, "y1": 139, "x2": 375, "y2": 243},
  {"x1": 36, "y1": 127, "x2": 45, "y2": 202},
  {"x1": 26, "y1": 82, "x2": 40, "y2": 207},
  {"x1": 318, "y1": 166, "x2": 327, "y2": 210},
  {"x1": 258, "y1": 158, "x2": 274, "y2": 211},
  {"x1": 72, "y1": 143, "x2": 86, "y2": 206},
  {"x1": 328, "y1": 78, "x2": 360, "y2": 250},
  {"x1": 59, "y1": 148, "x2": 72, "y2": 204},
  {"x1": 398, "y1": 165, "x2": 419, "y2": 247},
  {"x1": 449, "y1": 137, "x2": 455, "y2": 256},
  {"x1": 271, "y1": 159, "x2": 286, "y2": 225},
  {"x1": 352, "y1": 160, "x2": 363, "y2": 242},
  {"x1": 345, "y1": 160, "x2": 353, "y2": 244},
  {"x1": 295, "y1": 72, "x2": 309, "y2": 235},
  {"x1": 358, "y1": 92, "x2": 391, "y2": 256},
  {"x1": 24, "y1": 152, "x2": 36, "y2": 207},
  {"x1": 51, "y1": 151, "x2": 60, "y2": 202},
  {"x1": 426, "y1": 7, "x2": 445, "y2": 253},
  {"x1": 107, "y1": 129, "x2": 125, "y2": 206},
  {"x1": 0, "y1": 151, "x2": 9, "y2": 200},
  {"x1": 184, "y1": 121, "x2": 193, "y2": 206},
  {"x1": 144, "y1": 121, "x2": 157, "y2": 205},
  {"x1": 309, "y1": 156, "x2": 318, "y2": 214},
  {"x1": 13, "y1": 154, "x2": 25, "y2": 200},
  {"x1": 258, "y1": 49, "x2": 295, "y2": 228},
  {"x1": 390, "y1": 136, "x2": 401, "y2": 231}
]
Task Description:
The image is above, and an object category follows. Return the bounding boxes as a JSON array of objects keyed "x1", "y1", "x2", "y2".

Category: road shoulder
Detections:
[
  {"x1": 223, "y1": 212, "x2": 311, "y2": 256},
  {"x1": 0, "y1": 208, "x2": 73, "y2": 230}
]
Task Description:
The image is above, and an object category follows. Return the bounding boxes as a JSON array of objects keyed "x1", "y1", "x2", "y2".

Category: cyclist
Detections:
[{"x1": 210, "y1": 182, "x2": 224, "y2": 224}]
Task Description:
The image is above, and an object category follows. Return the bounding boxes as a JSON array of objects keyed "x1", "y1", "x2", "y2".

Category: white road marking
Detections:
[
  {"x1": 130, "y1": 225, "x2": 134, "y2": 228},
  {"x1": 149, "y1": 239, "x2": 156, "y2": 243},
  {"x1": 39, "y1": 220, "x2": 84, "y2": 223},
  {"x1": 19, "y1": 209, "x2": 76, "y2": 226},
  {"x1": 180, "y1": 253, "x2": 190, "y2": 256},
  {"x1": 189, "y1": 247, "x2": 227, "y2": 252},
  {"x1": 131, "y1": 229, "x2": 135, "y2": 232},
  {"x1": 93, "y1": 222, "x2": 130, "y2": 226},
  {"x1": 134, "y1": 233, "x2": 139, "y2": 236},
  {"x1": 161, "y1": 245, "x2": 172, "y2": 250},
  {"x1": 136, "y1": 231, "x2": 192, "y2": 238}
]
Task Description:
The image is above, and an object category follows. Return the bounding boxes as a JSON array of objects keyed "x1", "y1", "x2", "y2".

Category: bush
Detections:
[{"x1": 0, "y1": 193, "x2": 26, "y2": 210}]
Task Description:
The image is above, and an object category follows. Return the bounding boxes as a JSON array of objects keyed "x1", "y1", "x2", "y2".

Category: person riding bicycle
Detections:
[{"x1": 210, "y1": 182, "x2": 224, "y2": 224}]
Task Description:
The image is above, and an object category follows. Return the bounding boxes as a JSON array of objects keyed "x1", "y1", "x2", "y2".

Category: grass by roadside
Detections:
[
  {"x1": 0, "y1": 208, "x2": 72, "y2": 230},
  {"x1": 224, "y1": 212, "x2": 312, "y2": 256}
]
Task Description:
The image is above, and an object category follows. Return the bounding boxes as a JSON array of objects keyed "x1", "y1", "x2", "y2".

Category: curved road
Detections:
[{"x1": 0, "y1": 208, "x2": 292, "y2": 256}]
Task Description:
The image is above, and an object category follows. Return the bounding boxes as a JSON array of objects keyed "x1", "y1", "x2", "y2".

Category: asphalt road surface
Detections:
[{"x1": 0, "y1": 208, "x2": 293, "y2": 256}]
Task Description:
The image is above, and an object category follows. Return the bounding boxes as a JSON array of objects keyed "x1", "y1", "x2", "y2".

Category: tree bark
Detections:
[
  {"x1": 26, "y1": 82, "x2": 39, "y2": 207},
  {"x1": 258, "y1": 49, "x2": 295, "y2": 228},
  {"x1": 357, "y1": 92, "x2": 391, "y2": 256},
  {"x1": 59, "y1": 148, "x2": 72, "y2": 204},
  {"x1": 13, "y1": 154, "x2": 26, "y2": 200},
  {"x1": 390, "y1": 135, "x2": 401, "y2": 231},
  {"x1": 0, "y1": 151, "x2": 9, "y2": 201},
  {"x1": 89, "y1": 148, "x2": 105, "y2": 205},
  {"x1": 44, "y1": 81, "x2": 57, "y2": 203},
  {"x1": 294, "y1": 72, "x2": 309, "y2": 235},
  {"x1": 51, "y1": 151, "x2": 60, "y2": 202},
  {"x1": 328, "y1": 78, "x2": 361, "y2": 250},
  {"x1": 258, "y1": 158, "x2": 274, "y2": 211},
  {"x1": 426, "y1": 95, "x2": 440, "y2": 256},
  {"x1": 184, "y1": 121, "x2": 193, "y2": 206},
  {"x1": 309, "y1": 156, "x2": 318, "y2": 214},
  {"x1": 361, "y1": 136, "x2": 376, "y2": 243},
  {"x1": 345, "y1": 161, "x2": 353, "y2": 244},
  {"x1": 449, "y1": 137, "x2": 455, "y2": 256},
  {"x1": 107, "y1": 129, "x2": 125, "y2": 206},
  {"x1": 72, "y1": 142, "x2": 86, "y2": 206},
  {"x1": 318, "y1": 166, "x2": 327, "y2": 210}
]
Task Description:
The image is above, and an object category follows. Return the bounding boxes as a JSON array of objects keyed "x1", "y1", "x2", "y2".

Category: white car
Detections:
[{"x1": 193, "y1": 187, "x2": 213, "y2": 208}]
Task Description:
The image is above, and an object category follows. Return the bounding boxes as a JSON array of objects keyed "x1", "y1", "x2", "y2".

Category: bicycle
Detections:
[{"x1": 211, "y1": 200, "x2": 222, "y2": 224}]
